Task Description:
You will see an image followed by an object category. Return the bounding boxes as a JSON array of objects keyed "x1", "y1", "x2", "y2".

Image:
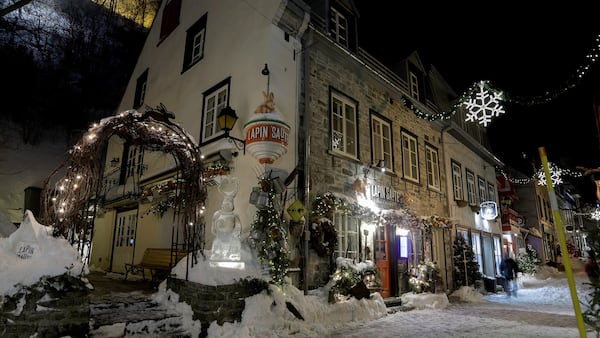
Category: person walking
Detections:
[
  {"x1": 500, "y1": 255, "x2": 520, "y2": 297},
  {"x1": 585, "y1": 252, "x2": 600, "y2": 284}
]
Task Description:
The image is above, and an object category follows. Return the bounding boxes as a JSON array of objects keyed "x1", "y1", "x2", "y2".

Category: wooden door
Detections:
[
  {"x1": 375, "y1": 223, "x2": 391, "y2": 297},
  {"x1": 111, "y1": 209, "x2": 138, "y2": 273}
]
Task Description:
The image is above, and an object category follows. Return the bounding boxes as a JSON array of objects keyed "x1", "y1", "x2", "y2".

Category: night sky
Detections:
[
  {"x1": 354, "y1": 3, "x2": 600, "y2": 202},
  {"x1": 356, "y1": 1, "x2": 600, "y2": 174}
]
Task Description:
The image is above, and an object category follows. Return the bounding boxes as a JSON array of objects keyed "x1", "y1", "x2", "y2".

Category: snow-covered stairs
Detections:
[{"x1": 89, "y1": 290, "x2": 192, "y2": 337}]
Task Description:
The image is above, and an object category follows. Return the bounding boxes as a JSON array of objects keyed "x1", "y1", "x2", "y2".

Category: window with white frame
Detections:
[
  {"x1": 487, "y1": 182, "x2": 496, "y2": 203},
  {"x1": 409, "y1": 72, "x2": 419, "y2": 101},
  {"x1": 133, "y1": 68, "x2": 148, "y2": 109},
  {"x1": 451, "y1": 161, "x2": 463, "y2": 200},
  {"x1": 466, "y1": 170, "x2": 477, "y2": 205},
  {"x1": 329, "y1": 7, "x2": 348, "y2": 47},
  {"x1": 330, "y1": 91, "x2": 357, "y2": 157},
  {"x1": 457, "y1": 228, "x2": 469, "y2": 243},
  {"x1": 401, "y1": 131, "x2": 419, "y2": 182},
  {"x1": 425, "y1": 144, "x2": 440, "y2": 190},
  {"x1": 201, "y1": 79, "x2": 229, "y2": 143},
  {"x1": 493, "y1": 236, "x2": 502, "y2": 276},
  {"x1": 334, "y1": 213, "x2": 359, "y2": 259},
  {"x1": 371, "y1": 114, "x2": 393, "y2": 172},
  {"x1": 182, "y1": 13, "x2": 207, "y2": 72},
  {"x1": 478, "y1": 176, "x2": 488, "y2": 202},
  {"x1": 126, "y1": 145, "x2": 144, "y2": 179},
  {"x1": 471, "y1": 232, "x2": 484, "y2": 274}
]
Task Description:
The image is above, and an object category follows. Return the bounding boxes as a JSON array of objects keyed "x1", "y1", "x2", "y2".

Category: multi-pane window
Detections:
[
  {"x1": 466, "y1": 170, "x2": 477, "y2": 205},
  {"x1": 133, "y1": 68, "x2": 148, "y2": 109},
  {"x1": 329, "y1": 7, "x2": 348, "y2": 47},
  {"x1": 159, "y1": 0, "x2": 181, "y2": 41},
  {"x1": 371, "y1": 114, "x2": 393, "y2": 172},
  {"x1": 487, "y1": 182, "x2": 496, "y2": 203},
  {"x1": 471, "y1": 232, "x2": 484, "y2": 274},
  {"x1": 457, "y1": 228, "x2": 468, "y2": 242},
  {"x1": 126, "y1": 145, "x2": 144, "y2": 179},
  {"x1": 409, "y1": 72, "x2": 419, "y2": 101},
  {"x1": 330, "y1": 91, "x2": 357, "y2": 158},
  {"x1": 183, "y1": 14, "x2": 207, "y2": 72},
  {"x1": 451, "y1": 161, "x2": 463, "y2": 200},
  {"x1": 493, "y1": 236, "x2": 502, "y2": 276},
  {"x1": 115, "y1": 209, "x2": 137, "y2": 247},
  {"x1": 401, "y1": 131, "x2": 419, "y2": 182},
  {"x1": 478, "y1": 176, "x2": 488, "y2": 203},
  {"x1": 201, "y1": 79, "x2": 229, "y2": 143},
  {"x1": 334, "y1": 213, "x2": 359, "y2": 259},
  {"x1": 425, "y1": 144, "x2": 440, "y2": 190}
]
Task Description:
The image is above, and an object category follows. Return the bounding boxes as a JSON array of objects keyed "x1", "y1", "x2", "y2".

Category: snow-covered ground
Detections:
[{"x1": 1, "y1": 211, "x2": 596, "y2": 337}]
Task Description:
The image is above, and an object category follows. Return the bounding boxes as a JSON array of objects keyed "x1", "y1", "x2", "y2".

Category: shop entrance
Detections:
[{"x1": 375, "y1": 223, "x2": 391, "y2": 297}]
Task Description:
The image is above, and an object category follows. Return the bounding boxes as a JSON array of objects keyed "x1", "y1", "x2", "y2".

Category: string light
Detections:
[
  {"x1": 496, "y1": 164, "x2": 582, "y2": 186},
  {"x1": 402, "y1": 33, "x2": 600, "y2": 124}
]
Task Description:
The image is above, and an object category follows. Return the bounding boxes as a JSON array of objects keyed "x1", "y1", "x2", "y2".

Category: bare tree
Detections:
[{"x1": 0, "y1": 0, "x2": 33, "y2": 17}]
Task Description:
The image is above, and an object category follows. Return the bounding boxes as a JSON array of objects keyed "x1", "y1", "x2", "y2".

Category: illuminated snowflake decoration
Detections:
[
  {"x1": 536, "y1": 162, "x2": 563, "y2": 186},
  {"x1": 463, "y1": 81, "x2": 505, "y2": 127},
  {"x1": 591, "y1": 207, "x2": 600, "y2": 221}
]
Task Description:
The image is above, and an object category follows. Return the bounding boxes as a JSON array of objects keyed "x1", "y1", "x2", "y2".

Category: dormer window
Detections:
[
  {"x1": 159, "y1": 0, "x2": 181, "y2": 41},
  {"x1": 329, "y1": 7, "x2": 348, "y2": 47},
  {"x1": 409, "y1": 71, "x2": 420, "y2": 101}
]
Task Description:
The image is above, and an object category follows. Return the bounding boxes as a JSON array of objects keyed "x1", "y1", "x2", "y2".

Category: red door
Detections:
[{"x1": 375, "y1": 223, "x2": 391, "y2": 298}]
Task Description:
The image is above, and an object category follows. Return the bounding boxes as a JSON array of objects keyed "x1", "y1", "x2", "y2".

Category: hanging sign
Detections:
[
  {"x1": 480, "y1": 201, "x2": 498, "y2": 220},
  {"x1": 287, "y1": 199, "x2": 307, "y2": 222},
  {"x1": 244, "y1": 91, "x2": 290, "y2": 164}
]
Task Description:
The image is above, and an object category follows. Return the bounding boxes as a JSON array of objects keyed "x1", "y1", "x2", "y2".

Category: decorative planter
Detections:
[{"x1": 244, "y1": 91, "x2": 290, "y2": 164}]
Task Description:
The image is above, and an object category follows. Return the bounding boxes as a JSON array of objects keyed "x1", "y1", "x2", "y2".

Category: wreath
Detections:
[{"x1": 309, "y1": 218, "x2": 338, "y2": 257}]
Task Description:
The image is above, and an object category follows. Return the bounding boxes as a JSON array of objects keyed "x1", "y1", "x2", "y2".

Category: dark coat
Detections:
[
  {"x1": 585, "y1": 259, "x2": 600, "y2": 281},
  {"x1": 500, "y1": 258, "x2": 519, "y2": 280}
]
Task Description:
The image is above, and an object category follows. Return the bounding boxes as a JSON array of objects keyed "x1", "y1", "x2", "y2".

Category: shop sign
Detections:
[
  {"x1": 368, "y1": 183, "x2": 402, "y2": 208},
  {"x1": 480, "y1": 201, "x2": 498, "y2": 220}
]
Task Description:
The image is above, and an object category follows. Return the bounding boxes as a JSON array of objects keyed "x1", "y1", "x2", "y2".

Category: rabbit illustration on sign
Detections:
[{"x1": 255, "y1": 91, "x2": 276, "y2": 114}]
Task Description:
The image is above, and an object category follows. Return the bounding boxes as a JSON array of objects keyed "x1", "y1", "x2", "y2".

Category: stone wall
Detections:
[
  {"x1": 167, "y1": 277, "x2": 268, "y2": 338},
  {"x1": 0, "y1": 273, "x2": 90, "y2": 338}
]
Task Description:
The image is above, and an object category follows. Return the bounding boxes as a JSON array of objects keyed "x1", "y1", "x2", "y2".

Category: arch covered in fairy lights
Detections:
[{"x1": 40, "y1": 104, "x2": 207, "y2": 256}]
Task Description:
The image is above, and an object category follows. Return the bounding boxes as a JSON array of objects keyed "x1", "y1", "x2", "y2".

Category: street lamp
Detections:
[{"x1": 217, "y1": 106, "x2": 245, "y2": 154}]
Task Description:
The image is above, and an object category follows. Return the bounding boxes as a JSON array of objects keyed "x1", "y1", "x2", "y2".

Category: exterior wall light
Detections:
[{"x1": 217, "y1": 106, "x2": 246, "y2": 154}]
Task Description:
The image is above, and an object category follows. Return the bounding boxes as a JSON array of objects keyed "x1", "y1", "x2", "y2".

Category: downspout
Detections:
[
  {"x1": 440, "y1": 123, "x2": 453, "y2": 291},
  {"x1": 298, "y1": 16, "x2": 312, "y2": 296}
]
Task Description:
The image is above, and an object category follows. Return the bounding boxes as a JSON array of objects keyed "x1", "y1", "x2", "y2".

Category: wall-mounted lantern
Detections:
[{"x1": 218, "y1": 106, "x2": 246, "y2": 154}]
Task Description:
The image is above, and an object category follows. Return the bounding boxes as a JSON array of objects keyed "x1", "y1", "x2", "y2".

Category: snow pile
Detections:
[{"x1": 0, "y1": 210, "x2": 86, "y2": 296}]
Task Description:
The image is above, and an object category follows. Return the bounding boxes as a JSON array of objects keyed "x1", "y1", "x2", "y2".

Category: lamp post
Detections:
[{"x1": 217, "y1": 106, "x2": 246, "y2": 154}]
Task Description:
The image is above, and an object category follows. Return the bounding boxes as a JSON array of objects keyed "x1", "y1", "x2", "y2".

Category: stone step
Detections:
[{"x1": 90, "y1": 300, "x2": 192, "y2": 337}]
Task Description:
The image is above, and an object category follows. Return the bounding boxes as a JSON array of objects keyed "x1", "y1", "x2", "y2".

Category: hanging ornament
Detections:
[
  {"x1": 536, "y1": 162, "x2": 563, "y2": 186},
  {"x1": 463, "y1": 81, "x2": 505, "y2": 127}
]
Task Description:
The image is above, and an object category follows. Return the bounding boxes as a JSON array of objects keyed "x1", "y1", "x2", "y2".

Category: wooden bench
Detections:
[{"x1": 124, "y1": 248, "x2": 188, "y2": 283}]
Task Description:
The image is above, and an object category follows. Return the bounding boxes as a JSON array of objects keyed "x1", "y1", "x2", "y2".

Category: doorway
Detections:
[{"x1": 110, "y1": 209, "x2": 138, "y2": 273}]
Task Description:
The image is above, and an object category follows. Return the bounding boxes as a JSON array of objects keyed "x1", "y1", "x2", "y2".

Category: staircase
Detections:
[{"x1": 87, "y1": 272, "x2": 198, "y2": 337}]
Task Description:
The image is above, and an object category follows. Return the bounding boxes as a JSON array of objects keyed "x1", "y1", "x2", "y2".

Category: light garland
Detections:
[
  {"x1": 40, "y1": 105, "x2": 208, "y2": 255},
  {"x1": 536, "y1": 162, "x2": 563, "y2": 186},
  {"x1": 401, "y1": 34, "x2": 600, "y2": 126},
  {"x1": 497, "y1": 164, "x2": 582, "y2": 186},
  {"x1": 248, "y1": 173, "x2": 290, "y2": 286}
]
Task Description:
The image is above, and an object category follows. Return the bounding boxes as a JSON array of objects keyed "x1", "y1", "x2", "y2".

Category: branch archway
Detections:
[{"x1": 40, "y1": 104, "x2": 207, "y2": 259}]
